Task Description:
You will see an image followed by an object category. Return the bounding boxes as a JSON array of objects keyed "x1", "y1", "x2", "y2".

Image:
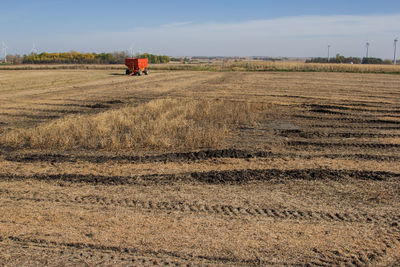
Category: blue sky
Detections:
[{"x1": 1, "y1": 0, "x2": 400, "y2": 58}]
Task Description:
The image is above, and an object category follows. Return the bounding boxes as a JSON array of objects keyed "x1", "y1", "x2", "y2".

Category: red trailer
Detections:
[{"x1": 125, "y1": 58, "x2": 149, "y2": 76}]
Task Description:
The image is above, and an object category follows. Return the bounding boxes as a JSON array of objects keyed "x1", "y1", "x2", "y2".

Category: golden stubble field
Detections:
[{"x1": 0, "y1": 68, "x2": 399, "y2": 266}]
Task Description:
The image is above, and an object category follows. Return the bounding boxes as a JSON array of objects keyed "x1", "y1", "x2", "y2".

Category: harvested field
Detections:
[{"x1": 0, "y1": 69, "x2": 399, "y2": 266}]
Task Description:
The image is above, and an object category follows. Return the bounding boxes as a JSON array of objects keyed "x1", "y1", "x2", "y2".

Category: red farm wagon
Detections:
[{"x1": 125, "y1": 58, "x2": 149, "y2": 76}]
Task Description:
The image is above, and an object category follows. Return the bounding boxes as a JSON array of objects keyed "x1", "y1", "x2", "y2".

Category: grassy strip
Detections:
[
  {"x1": 0, "y1": 99, "x2": 270, "y2": 151},
  {"x1": 0, "y1": 64, "x2": 125, "y2": 70},
  {"x1": 151, "y1": 62, "x2": 400, "y2": 74}
]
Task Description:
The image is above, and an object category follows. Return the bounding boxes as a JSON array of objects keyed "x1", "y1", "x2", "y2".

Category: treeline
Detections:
[
  {"x1": 306, "y1": 54, "x2": 393, "y2": 64},
  {"x1": 5, "y1": 51, "x2": 170, "y2": 64},
  {"x1": 138, "y1": 53, "x2": 170, "y2": 64}
]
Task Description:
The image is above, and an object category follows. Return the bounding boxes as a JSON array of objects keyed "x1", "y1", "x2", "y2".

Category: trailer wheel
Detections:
[
  {"x1": 125, "y1": 69, "x2": 130, "y2": 75},
  {"x1": 137, "y1": 69, "x2": 142, "y2": 76},
  {"x1": 144, "y1": 69, "x2": 149, "y2": 75}
]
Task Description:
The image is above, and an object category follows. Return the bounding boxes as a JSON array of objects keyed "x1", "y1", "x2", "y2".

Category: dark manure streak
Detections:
[
  {"x1": 1, "y1": 168, "x2": 397, "y2": 185},
  {"x1": 4, "y1": 148, "x2": 400, "y2": 163},
  {"x1": 189, "y1": 169, "x2": 399, "y2": 183},
  {"x1": 4, "y1": 149, "x2": 276, "y2": 164}
]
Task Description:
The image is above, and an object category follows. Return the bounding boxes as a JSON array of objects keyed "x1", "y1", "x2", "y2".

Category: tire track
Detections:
[
  {"x1": 295, "y1": 115, "x2": 400, "y2": 125},
  {"x1": 4, "y1": 149, "x2": 273, "y2": 163},
  {"x1": 0, "y1": 239, "x2": 187, "y2": 267},
  {"x1": 305, "y1": 104, "x2": 400, "y2": 114},
  {"x1": 309, "y1": 109, "x2": 400, "y2": 119},
  {"x1": 318, "y1": 153, "x2": 400, "y2": 162},
  {"x1": 1, "y1": 169, "x2": 399, "y2": 185},
  {"x1": 311, "y1": 242, "x2": 400, "y2": 267},
  {"x1": 1, "y1": 236, "x2": 267, "y2": 266},
  {"x1": 278, "y1": 129, "x2": 400, "y2": 139},
  {"x1": 287, "y1": 141, "x2": 400, "y2": 149},
  {"x1": 4, "y1": 149, "x2": 400, "y2": 164},
  {"x1": 269, "y1": 95, "x2": 397, "y2": 107},
  {"x1": 2, "y1": 191, "x2": 399, "y2": 227},
  {"x1": 309, "y1": 124, "x2": 400, "y2": 130}
]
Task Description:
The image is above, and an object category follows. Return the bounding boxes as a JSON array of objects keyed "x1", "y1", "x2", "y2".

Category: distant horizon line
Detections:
[{"x1": 2, "y1": 52, "x2": 396, "y2": 61}]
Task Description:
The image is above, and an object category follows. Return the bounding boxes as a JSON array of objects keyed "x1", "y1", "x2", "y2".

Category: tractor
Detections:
[{"x1": 125, "y1": 58, "x2": 149, "y2": 76}]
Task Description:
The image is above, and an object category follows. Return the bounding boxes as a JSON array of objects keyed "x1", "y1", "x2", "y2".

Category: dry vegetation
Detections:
[
  {"x1": 0, "y1": 69, "x2": 399, "y2": 266},
  {"x1": 2, "y1": 99, "x2": 269, "y2": 150},
  {"x1": 2, "y1": 61, "x2": 400, "y2": 74},
  {"x1": 229, "y1": 61, "x2": 400, "y2": 73}
]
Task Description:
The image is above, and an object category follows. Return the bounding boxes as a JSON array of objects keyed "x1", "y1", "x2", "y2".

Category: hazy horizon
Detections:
[{"x1": 1, "y1": 0, "x2": 400, "y2": 59}]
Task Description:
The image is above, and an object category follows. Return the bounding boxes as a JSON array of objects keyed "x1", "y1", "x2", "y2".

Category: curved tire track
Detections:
[
  {"x1": 2, "y1": 191, "x2": 399, "y2": 227},
  {"x1": 1, "y1": 236, "x2": 266, "y2": 266}
]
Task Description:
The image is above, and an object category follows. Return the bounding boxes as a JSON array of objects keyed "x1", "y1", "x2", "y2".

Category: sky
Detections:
[{"x1": 1, "y1": 0, "x2": 400, "y2": 58}]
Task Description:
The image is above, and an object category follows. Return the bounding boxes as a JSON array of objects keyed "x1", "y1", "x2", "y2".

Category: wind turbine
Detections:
[
  {"x1": 365, "y1": 42, "x2": 370, "y2": 58},
  {"x1": 128, "y1": 43, "x2": 135, "y2": 57},
  {"x1": 31, "y1": 42, "x2": 38, "y2": 54},
  {"x1": 327, "y1": 45, "x2": 331, "y2": 62},
  {"x1": 2, "y1": 41, "x2": 8, "y2": 63},
  {"x1": 394, "y1": 38, "x2": 398, "y2": 65}
]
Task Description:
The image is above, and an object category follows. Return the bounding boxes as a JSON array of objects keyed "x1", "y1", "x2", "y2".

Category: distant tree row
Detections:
[
  {"x1": 22, "y1": 51, "x2": 127, "y2": 64},
  {"x1": 5, "y1": 54, "x2": 23, "y2": 64},
  {"x1": 9, "y1": 51, "x2": 171, "y2": 64},
  {"x1": 306, "y1": 54, "x2": 394, "y2": 64},
  {"x1": 137, "y1": 53, "x2": 170, "y2": 64}
]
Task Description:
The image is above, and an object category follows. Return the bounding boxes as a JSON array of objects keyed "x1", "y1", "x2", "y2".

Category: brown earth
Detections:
[{"x1": 0, "y1": 69, "x2": 399, "y2": 266}]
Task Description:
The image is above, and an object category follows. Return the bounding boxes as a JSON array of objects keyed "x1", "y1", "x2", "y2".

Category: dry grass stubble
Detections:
[{"x1": 1, "y1": 99, "x2": 270, "y2": 151}]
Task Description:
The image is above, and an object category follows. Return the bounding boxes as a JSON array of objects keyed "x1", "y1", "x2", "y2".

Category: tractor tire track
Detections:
[
  {"x1": 300, "y1": 104, "x2": 400, "y2": 114},
  {"x1": 309, "y1": 109, "x2": 400, "y2": 119},
  {"x1": 310, "y1": 239, "x2": 400, "y2": 267},
  {"x1": 3, "y1": 149, "x2": 274, "y2": 163},
  {"x1": 0, "y1": 240, "x2": 189, "y2": 267},
  {"x1": 4, "y1": 149, "x2": 400, "y2": 164},
  {"x1": 305, "y1": 104, "x2": 400, "y2": 114},
  {"x1": 309, "y1": 124, "x2": 400, "y2": 130},
  {"x1": 287, "y1": 141, "x2": 400, "y2": 149},
  {"x1": 0, "y1": 236, "x2": 267, "y2": 266},
  {"x1": 2, "y1": 190, "x2": 399, "y2": 227},
  {"x1": 294, "y1": 115, "x2": 400, "y2": 125},
  {"x1": 278, "y1": 129, "x2": 400, "y2": 139},
  {"x1": 1, "y1": 169, "x2": 399, "y2": 185}
]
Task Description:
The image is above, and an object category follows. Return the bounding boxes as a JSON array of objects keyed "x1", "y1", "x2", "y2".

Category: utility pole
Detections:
[{"x1": 394, "y1": 38, "x2": 398, "y2": 65}]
